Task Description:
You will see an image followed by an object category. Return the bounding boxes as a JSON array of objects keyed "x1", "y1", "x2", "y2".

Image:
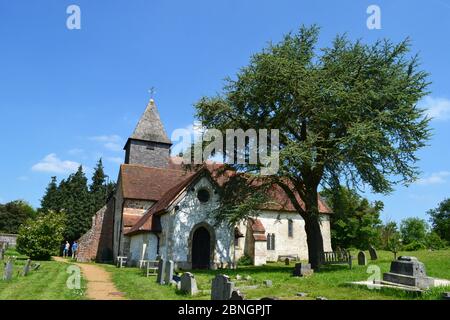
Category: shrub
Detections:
[
  {"x1": 425, "y1": 232, "x2": 448, "y2": 250},
  {"x1": 16, "y1": 211, "x2": 66, "y2": 260},
  {"x1": 403, "y1": 241, "x2": 426, "y2": 251},
  {"x1": 237, "y1": 254, "x2": 253, "y2": 266}
]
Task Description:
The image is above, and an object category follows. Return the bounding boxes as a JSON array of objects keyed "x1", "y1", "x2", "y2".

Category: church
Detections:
[{"x1": 76, "y1": 98, "x2": 332, "y2": 269}]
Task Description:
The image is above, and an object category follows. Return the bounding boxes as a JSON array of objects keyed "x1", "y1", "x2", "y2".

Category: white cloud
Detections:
[
  {"x1": 89, "y1": 135, "x2": 123, "y2": 152},
  {"x1": 31, "y1": 154, "x2": 80, "y2": 174},
  {"x1": 105, "y1": 157, "x2": 123, "y2": 164},
  {"x1": 416, "y1": 171, "x2": 450, "y2": 186},
  {"x1": 421, "y1": 96, "x2": 450, "y2": 121}
]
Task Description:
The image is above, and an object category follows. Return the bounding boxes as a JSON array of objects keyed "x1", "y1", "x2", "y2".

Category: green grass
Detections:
[
  {"x1": 103, "y1": 249, "x2": 450, "y2": 300},
  {"x1": 0, "y1": 248, "x2": 87, "y2": 300}
]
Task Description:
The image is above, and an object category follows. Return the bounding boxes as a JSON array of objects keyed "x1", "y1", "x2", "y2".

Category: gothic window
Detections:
[
  {"x1": 267, "y1": 233, "x2": 275, "y2": 250},
  {"x1": 288, "y1": 219, "x2": 293, "y2": 237}
]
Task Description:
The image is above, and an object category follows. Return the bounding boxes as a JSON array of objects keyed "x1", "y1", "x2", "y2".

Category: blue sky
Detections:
[{"x1": 0, "y1": 0, "x2": 449, "y2": 224}]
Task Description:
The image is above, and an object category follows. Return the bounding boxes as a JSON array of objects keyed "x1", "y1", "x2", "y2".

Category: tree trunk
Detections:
[{"x1": 304, "y1": 190, "x2": 324, "y2": 270}]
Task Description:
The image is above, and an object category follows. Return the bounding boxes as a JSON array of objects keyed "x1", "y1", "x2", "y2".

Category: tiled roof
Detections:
[{"x1": 120, "y1": 164, "x2": 195, "y2": 201}]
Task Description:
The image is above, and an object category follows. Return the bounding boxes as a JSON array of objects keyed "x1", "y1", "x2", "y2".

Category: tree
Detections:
[
  {"x1": 321, "y1": 186, "x2": 382, "y2": 250},
  {"x1": 0, "y1": 200, "x2": 36, "y2": 234},
  {"x1": 89, "y1": 159, "x2": 115, "y2": 215},
  {"x1": 400, "y1": 217, "x2": 428, "y2": 248},
  {"x1": 195, "y1": 25, "x2": 430, "y2": 268},
  {"x1": 16, "y1": 211, "x2": 66, "y2": 260},
  {"x1": 379, "y1": 221, "x2": 399, "y2": 250},
  {"x1": 39, "y1": 176, "x2": 60, "y2": 213},
  {"x1": 59, "y1": 166, "x2": 91, "y2": 241},
  {"x1": 427, "y1": 198, "x2": 450, "y2": 242}
]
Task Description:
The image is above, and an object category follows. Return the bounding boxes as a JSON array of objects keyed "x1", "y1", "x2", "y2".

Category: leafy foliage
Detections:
[
  {"x1": 194, "y1": 25, "x2": 431, "y2": 267},
  {"x1": 400, "y1": 217, "x2": 429, "y2": 246},
  {"x1": 427, "y1": 198, "x2": 450, "y2": 242},
  {"x1": 321, "y1": 186, "x2": 382, "y2": 250},
  {"x1": 0, "y1": 200, "x2": 36, "y2": 234},
  {"x1": 16, "y1": 211, "x2": 66, "y2": 260}
]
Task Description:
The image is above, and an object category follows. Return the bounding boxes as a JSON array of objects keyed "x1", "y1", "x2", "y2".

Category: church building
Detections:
[{"x1": 77, "y1": 98, "x2": 332, "y2": 268}]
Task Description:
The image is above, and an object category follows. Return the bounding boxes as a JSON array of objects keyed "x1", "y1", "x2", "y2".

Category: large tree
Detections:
[
  {"x1": 40, "y1": 176, "x2": 60, "y2": 214},
  {"x1": 427, "y1": 198, "x2": 450, "y2": 242},
  {"x1": 0, "y1": 200, "x2": 36, "y2": 234},
  {"x1": 195, "y1": 25, "x2": 430, "y2": 268},
  {"x1": 320, "y1": 187, "x2": 382, "y2": 250},
  {"x1": 89, "y1": 158, "x2": 115, "y2": 215}
]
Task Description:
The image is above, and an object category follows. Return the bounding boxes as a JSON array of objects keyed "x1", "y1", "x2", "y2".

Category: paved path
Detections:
[{"x1": 53, "y1": 256, "x2": 125, "y2": 300}]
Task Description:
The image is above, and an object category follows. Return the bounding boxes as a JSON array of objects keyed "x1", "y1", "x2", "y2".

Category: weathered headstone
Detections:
[
  {"x1": 368, "y1": 246, "x2": 378, "y2": 260},
  {"x1": 3, "y1": 259, "x2": 13, "y2": 281},
  {"x1": 156, "y1": 259, "x2": 166, "y2": 285},
  {"x1": 0, "y1": 248, "x2": 4, "y2": 260},
  {"x1": 22, "y1": 259, "x2": 32, "y2": 276},
  {"x1": 263, "y1": 280, "x2": 272, "y2": 287},
  {"x1": 164, "y1": 260, "x2": 174, "y2": 285},
  {"x1": 211, "y1": 274, "x2": 234, "y2": 300},
  {"x1": 383, "y1": 256, "x2": 435, "y2": 289},
  {"x1": 284, "y1": 258, "x2": 290, "y2": 266},
  {"x1": 229, "y1": 290, "x2": 244, "y2": 300},
  {"x1": 180, "y1": 272, "x2": 198, "y2": 295},
  {"x1": 358, "y1": 251, "x2": 367, "y2": 266},
  {"x1": 293, "y1": 263, "x2": 313, "y2": 277}
]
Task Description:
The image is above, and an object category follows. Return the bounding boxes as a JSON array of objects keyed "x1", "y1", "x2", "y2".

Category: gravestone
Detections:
[
  {"x1": 3, "y1": 259, "x2": 13, "y2": 281},
  {"x1": 0, "y1": 248, "x2": 4, "y2": 260},
  {"x1": 263, "y1": 280, "x2": 272, "y2": 287},
  {"x1": 156, "y1": 259, "x2": 166, "y2": 285},
  {"x1": 368, "y1": 246, "x2": 378, "y2": 260},
  {"x1": 22, "y1": 259, "x2": 32, "y2": 276},
  {"x1": 164, "y1": 260, "x2": 174, "y2": 285},
  {"x1": 358, "y1": 251, "x2": 367, "y2": 266},
  {"x1": 284, "y1": 258, "x2": 290, "y2": 266},
  {"x1": 293, "y1": 263, "x2": 313, "y2": 277},
  {"x1": 229, "y1": 290, "x2": 244, "y2": 300},
  {"x1": 383, "y1": 256, "x2": 435, "y2": 289},
  {"x1": 211, "y1": 274, "x2": 234, "y2": 300},
  {"x1": 180, "y1": 272, "x2": 198, "y2": 296}
]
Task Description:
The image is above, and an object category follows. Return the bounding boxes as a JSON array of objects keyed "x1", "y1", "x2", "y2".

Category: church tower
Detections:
[{"x1": 124, "y1": 98, "x2": 172, "y2": 168}]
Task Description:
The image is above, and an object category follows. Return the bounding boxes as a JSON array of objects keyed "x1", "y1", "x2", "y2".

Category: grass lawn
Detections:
[
  {"x1": 0, "y1": 248, "x2": 87, "y2": 300},
  {"x1": 103, "y1": 249, "x2": 450, "y2": 300}
]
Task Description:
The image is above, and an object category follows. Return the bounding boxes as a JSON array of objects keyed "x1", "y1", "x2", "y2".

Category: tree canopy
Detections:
[
  {"x1": 427, "y1": 198, "x2": 450, "y2": 242},
  {"x1": 0, "y1": 200, "x2": 36, "y2": 234},
  {"x1": 195, "y1": 25, "x2": 431, "y2": 268}
]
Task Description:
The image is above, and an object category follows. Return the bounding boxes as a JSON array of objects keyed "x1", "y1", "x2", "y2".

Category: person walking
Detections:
[
  {"x1": 71, "y1": 241, "x2": 78, "y2": 259},
  {"x1": 63, "y1": 241, "x2": 70, "y2": 258}
]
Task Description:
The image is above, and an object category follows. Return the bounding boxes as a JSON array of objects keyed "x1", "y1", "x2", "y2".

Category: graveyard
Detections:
[{"x1": 101, "y1": 249, "x2": 450, "y2": 300}]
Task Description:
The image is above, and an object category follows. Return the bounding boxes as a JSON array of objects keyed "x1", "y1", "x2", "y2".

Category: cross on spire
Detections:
[{"x1": 148, "y1": 87, "x2": 156, "y2": 100}]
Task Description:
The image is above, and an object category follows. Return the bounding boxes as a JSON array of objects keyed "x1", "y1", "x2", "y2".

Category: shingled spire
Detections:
[
  {"x1": 124, "y1": 98, "x2": 172, "y2": 168},
  {"x1": 130, "y1": 99, "x2": 171, "y2": 144}
]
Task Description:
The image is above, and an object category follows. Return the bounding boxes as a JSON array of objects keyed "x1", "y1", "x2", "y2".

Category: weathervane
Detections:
[{"x1": 148, "y1": 87, "x2": 156, "y2": 100}]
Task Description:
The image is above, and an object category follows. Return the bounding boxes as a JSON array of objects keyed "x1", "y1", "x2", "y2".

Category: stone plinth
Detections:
[{"x1": 382, "y1": 256, "x2": 435, "y2": 289}]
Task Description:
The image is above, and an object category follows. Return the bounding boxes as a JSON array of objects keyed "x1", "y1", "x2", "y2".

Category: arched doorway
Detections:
[{"x1": 192, "y1": 226, "x2": 211, "y2": 269}]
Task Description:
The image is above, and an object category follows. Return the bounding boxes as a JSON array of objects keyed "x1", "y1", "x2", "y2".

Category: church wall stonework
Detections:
[
  {"x1": 126, "y1": 140, "x2": 170, "y2": 168},
  {"x1": 159, "y1": 176, "x2": 234, "y2": 269}
]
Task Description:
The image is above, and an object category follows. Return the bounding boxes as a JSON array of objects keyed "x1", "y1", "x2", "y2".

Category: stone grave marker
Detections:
[
  {"x1": 358, "y1": 251, "x2": 367, "y2": 266},
  {"x1": 368, "y1": 246, "x2": 378, "y2": 260},
  {"x1": 180, "y1": 272, "x2": 198, "y2": 296},
  {"x1": 211, "y1": 274, "x2": 234, "y2": 300},
  {"x1": 263, "y1": 280, "x2": 272, "y2": 287},
  {"x1": 156, "y1": 259, "x2": 166, "y2": 285},
  {"x1": 229, "y1": 290, "x2": 244, "y2": 300},
  {"x1": 0, "y1": 248, "x2": 4, "y2": 260},
  {"x1": 164, "y1": 260, "x2": 174, "y2": 285},
  {"x1": 293, "y1": 263, "x2": 313, "y2": 277},
  {"x1": 3, "y1": 259, "x2": 13, "y2": 281},
  {"x1": 22, "y1": 259, "x2": 32, "y2": 276},
  {"x1": 383, "y1": 256, "x2": 435, "y2": 289},
  {"x1": 284, "y1": 258, "x2": 290, "y2": 266}
]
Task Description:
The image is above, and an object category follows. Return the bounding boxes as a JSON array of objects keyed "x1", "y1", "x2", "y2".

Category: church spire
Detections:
[{"x1": 130, "y1": 98, "x2": 171, "y2": 144}]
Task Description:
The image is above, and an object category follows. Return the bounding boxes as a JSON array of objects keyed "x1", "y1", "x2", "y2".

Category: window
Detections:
[
  {"x1": 288, "y1": 219, "x2": 293, "y2": 237},
  {"x1": 267, "y1": 233, "x2": 275, "y2": 250},
  {"x1": 234, "y1": 237, "x2": 239, "y2": 247},
  {"x1": 197, "y1": 189, "x2": 210, "y2": 203}
]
